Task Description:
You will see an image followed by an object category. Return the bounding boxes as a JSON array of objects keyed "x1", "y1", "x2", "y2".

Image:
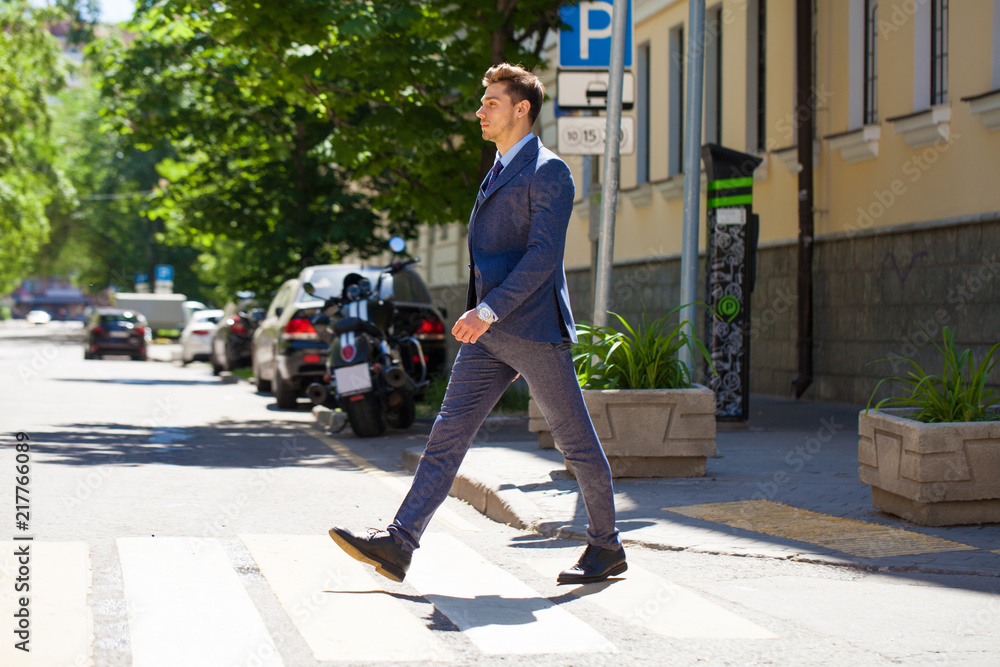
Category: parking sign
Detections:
[{"x1": 559, "y1": 0, "x2": 633, "y2": 69}]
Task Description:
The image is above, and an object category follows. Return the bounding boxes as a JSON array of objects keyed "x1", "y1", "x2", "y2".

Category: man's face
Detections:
[{"x1": 476, "y1": 82, "x2": 527, "y2": 145}]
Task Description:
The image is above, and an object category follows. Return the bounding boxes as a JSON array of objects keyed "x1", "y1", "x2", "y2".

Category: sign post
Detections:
[
  {"x1": 558, "y1": 0, "x2": 633, "y2": 328},
  {"x1": 592, "y1": 0, "x2": 630, "y2": 328},
  {"x1": 678, "y1": 0, "x2": 706, "y2": 378}
]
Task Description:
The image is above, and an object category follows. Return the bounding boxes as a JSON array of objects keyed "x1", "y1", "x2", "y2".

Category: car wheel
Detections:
[
  {"x1": 344, "y1": 395, "x2": 387, "y2": 438},
  {"x1": 253, "y1": 357, "x2": 272, "y2": 393},
  {"x1": 273, "y1": 365, "x2": 298, "y2": 410},
  {"x1": 210, "y1": 352, "x2": 223, "y2": 376},
  {"x1": 133, "y1": 353, "x2": 147, "y2": 362},
  {"x1": 84, "y1": 349, "x2": 93, "y2": 360}
]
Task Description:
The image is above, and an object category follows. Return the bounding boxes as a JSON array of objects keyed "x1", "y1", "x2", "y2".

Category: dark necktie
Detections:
[{"x1": 484, "y1": 159, "x2": 504, "y2": 192}]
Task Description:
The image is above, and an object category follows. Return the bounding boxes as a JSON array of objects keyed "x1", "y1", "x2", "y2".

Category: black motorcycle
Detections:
[{"x1": 303, "y1": 238, "x2": 429, "y2": 437}]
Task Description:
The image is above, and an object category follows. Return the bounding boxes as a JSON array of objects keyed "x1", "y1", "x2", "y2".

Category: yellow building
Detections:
[{"x1": 415, "y1": 0, "x2": 1000, "y2": 405}]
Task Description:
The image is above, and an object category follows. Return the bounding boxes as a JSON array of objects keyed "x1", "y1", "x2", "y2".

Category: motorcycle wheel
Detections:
[
  {"x1": 344, "y1": 395, "x2": 387, "y2": 438},
  {"x1": 386, "y1": 394, "x2": 416, "y2": 430},
  {"x1": 274, "y1": 365, "x2": 298, "y2": 410}
]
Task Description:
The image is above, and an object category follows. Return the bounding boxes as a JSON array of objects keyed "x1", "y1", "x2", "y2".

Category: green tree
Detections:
[
  {"x1": 0, "y1": 0, "x2": 71, "y2": 294},
  {"x1": 94, "y1": 0, "x2": 573, "y2": 299}
]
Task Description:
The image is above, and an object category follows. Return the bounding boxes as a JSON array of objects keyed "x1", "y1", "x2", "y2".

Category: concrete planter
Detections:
[
  {"x1": 858, "y1": 409, "x2": 1000, "y2": 525},
  {"x1": 529, "y1": 385, "x2": 717, "y2": 478}
]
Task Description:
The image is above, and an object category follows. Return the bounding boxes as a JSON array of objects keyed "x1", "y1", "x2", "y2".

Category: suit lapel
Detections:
[
  {"x1": 468, "y1": 136, "x2": 539, "y2": 240},
  {"x1": 482, "y1": 137, "x2": 538, "y2": 203}
]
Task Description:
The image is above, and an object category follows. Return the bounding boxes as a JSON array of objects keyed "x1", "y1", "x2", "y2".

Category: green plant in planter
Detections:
[
  {"x1": 866, "y1": 326, "x2": 1000, "y2": 423},
  {"x1": 572, "y1": 307, "x2": 713, "y2": 390}
]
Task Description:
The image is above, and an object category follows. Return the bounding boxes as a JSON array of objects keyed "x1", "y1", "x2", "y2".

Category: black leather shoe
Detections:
[
  {"x1": 557, "y1": 544, "x2": 627, "y2": 584},
  {"x1": 328, "y1": 527, "x2": 412, "y2": 582}
]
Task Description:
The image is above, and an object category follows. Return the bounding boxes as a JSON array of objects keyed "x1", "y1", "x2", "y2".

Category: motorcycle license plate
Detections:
[{"x1": 335, "y1": 364, "x2": 372, "y2": 395}]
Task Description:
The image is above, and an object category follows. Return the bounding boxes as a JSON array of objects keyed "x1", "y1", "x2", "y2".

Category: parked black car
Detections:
[
  {"x1": 84, "y1": 308, "x2": 150, "y2": 361},
  {"x1": 209, "y1": 297, "x2": 263, "y2": 375},
  {"x1": 251, "y1": 263, "x2": 446, "y2": 409}
]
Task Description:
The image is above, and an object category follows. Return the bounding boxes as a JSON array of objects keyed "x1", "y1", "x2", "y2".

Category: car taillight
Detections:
[
  {"x1": 135, "y1": 327, "x2": 146, "y2": 335},
  {"x1": 192, "y1": 329, "x2": 211, "y2": 336},
  {"x1": 231, "y1": 315, "x2": 247, "y2": 336},
  {"x1": 92, "y1": 327, "x2": 106, "y2": 336},
  {"x1": 283, "y1": 317, "x2": 317, "y2": 340},
  {"x1": 415, "y1": 318, "x2": 445, "y2": 336}
]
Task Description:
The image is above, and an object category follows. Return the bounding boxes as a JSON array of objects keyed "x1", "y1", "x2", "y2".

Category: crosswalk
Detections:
[{"x1": 0, "y1": 534, "x2": 775, "y2": 666}]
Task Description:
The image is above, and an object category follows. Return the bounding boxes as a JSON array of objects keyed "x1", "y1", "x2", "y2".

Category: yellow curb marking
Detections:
[{"x1": 663, "y1": 500, "x2": 978, "y2": 559}]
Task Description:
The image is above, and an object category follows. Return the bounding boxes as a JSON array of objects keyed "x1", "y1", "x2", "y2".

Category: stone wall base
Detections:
[{"x1": 871, "y1": 487, "x2": 1000, "y2": 526}]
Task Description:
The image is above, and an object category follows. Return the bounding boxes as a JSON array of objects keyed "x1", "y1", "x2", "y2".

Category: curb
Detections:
[
  {"x1": 401, "y1": 448, "x2": 546, "y2": 531},
  {"x1": 313, "y1": 405, "x2": 347, "y2": 431},
  {"x1": 400, "y1": 446, "x2": 1000, "y2": 579}
]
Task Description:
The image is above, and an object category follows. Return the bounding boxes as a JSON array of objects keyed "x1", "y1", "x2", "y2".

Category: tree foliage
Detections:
[
  {"x1": 94, "y1": 0, "x2": 571, "y2": 301},
  {"x1": 0, "y1": 0, "x2": 71, "y2": 295}
]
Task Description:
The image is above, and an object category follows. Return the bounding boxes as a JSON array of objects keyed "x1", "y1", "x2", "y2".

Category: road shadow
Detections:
[{"x1": 23, "y1": 420, "x2": 357, "y2": 471}]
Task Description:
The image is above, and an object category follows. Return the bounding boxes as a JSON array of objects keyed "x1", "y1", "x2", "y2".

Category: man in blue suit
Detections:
[{"x1": 330, "y1": 63, "x2": 625, "y2": 585}]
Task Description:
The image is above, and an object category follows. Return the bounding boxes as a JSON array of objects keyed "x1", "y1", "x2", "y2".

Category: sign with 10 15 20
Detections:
[{"x1": 557, "y1": 116, "x2": 634, "y2": 156}]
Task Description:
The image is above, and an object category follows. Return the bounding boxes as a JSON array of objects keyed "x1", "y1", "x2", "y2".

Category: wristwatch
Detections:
[{"x1": 476, "y1": 303, "x2": 497, "y2": 324}]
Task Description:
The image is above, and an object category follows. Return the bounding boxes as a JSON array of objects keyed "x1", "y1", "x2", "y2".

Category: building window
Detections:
[
  {"x1": 864, "y1": 0, "x2": 878, "y2": 124},
  {"x1": 756, "y1": 0, "x2": 767, "y2": 151},
  {"x1": 930, "y1": 0, "x2": 948, "y2": 105},
  {"x1": 745, "y1": 0, "x2": 766, "y2": 151},
  {"x1": 636, "y1": 42, "x2": 651, "y2": 184},
  {"x1": 668, "y1": 25, "x2": 685, "y2": 176},
  {"x1": 704, "y1": 7, "x2": 723, "y2": 144}
]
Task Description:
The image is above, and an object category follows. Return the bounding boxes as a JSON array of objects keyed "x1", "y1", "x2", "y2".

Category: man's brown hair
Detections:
[{"x1": 482, "y1": 63, "x2": 545, "y2": 125}]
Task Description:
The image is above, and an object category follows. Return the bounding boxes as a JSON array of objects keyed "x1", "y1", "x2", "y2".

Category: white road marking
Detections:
[
  {"x1": 241, "y1": 534, "x2": 452, "y2": 662},
  {"x1": 407, "y1": 533, "x2": 617, "y2": 655},
  {"x1": 521, "y1": 557, "x2": 777, "y2": 639},
  {"x1": 117, "y1": 537, "x2": 283, "y2": 667},
  {"x1": 0, "y1": 541, "x2": 93, "y2": 666},
  {"x1": 306, "y1": 426, "x2": 481, "y2": 533}
]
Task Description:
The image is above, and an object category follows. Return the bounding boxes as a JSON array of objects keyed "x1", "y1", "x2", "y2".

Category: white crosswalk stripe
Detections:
[
  {"x1": 1, "y1": 534, "x2": 781, "y2": 665},
  {"x1": 0, "y1": 541, "x2": 93, "y2": 667},
  {"x1": 118, "y1": 536, "x2": 283, "y2": 667},
  {"x1": 241, "y1": 534, "x2": 452, "y2": 662},
  {"x1": 520, "y1": 556, "x2": 777, "y2": 639},
  {"x1": 406, "y1": 533, "x2": 618, "y2": 655}
]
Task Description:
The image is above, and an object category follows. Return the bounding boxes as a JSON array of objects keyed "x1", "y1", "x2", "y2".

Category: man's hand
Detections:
[{"x1": 452, "y1": 308, "x2": 491, "y2": 344}]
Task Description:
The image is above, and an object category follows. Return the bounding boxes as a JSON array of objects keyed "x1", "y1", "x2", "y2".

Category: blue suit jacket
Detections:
[{"x1": 466, "y1": 136, "x2": 578, "y2": 344}]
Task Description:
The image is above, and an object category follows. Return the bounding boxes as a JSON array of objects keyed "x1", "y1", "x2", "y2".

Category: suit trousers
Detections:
[{"x1": 388, "y1": 327, "x2": 621, "y2": 553}]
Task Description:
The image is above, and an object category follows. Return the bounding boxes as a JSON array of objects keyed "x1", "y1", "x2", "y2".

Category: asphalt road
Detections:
[{"x1": 1, "y1": 320, "x2": 998, "y2": 666}]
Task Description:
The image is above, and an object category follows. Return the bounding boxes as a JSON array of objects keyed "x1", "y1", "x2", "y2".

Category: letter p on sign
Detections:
[{"x1": 559, "y1": 0, "x2": 633, "y2": 69}]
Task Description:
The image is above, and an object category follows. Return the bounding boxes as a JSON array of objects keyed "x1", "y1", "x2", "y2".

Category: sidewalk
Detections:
[{"x1": 338, "y1": 394, "x2": 1000, "y2": 578}]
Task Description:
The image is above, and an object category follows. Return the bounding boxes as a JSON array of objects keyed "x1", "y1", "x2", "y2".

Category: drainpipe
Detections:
[{"x1": 792, "y1": 0, "x2": 815, "y2": 399}]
